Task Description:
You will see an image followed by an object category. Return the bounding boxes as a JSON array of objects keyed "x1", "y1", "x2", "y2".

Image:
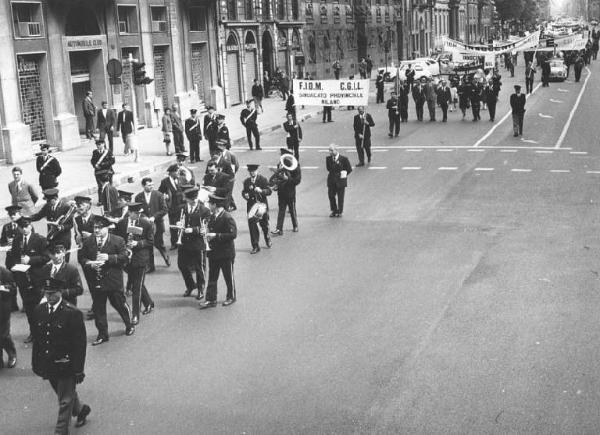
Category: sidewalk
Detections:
[{"x1": 0, "y1": 97, "x2": 322, "y2": 212}]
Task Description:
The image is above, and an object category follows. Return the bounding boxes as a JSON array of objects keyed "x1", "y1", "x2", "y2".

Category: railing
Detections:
[{"x1": 17, "y1": 21, "x2": 41, "y2": 37}]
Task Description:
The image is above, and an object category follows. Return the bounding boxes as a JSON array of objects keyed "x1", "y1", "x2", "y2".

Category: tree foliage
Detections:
[{"x1": 494, "y1": 0, "x2": 540, "y2": 24}]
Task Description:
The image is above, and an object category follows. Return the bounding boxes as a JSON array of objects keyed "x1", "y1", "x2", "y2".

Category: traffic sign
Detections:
[{"x1": 107, "y1": 58, "x2": 122, "y2": 78}]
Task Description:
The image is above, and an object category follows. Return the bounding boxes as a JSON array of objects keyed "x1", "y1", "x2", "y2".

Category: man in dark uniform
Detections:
[
  {"x1": 1, "y1": 205, "x2": 22, "y2": 311},
  {"x1": 115, "y1": 203, "x2": 154, "y2": 325},
  {"x1": 30, "y1": 188, "x2": 74, "y2": 263},
  {"x1": 80, "y1": 215, "x2": 133, "y2": 345},
  {"x1": 73, "y1": 196, "x2": 98, "y2": 320},
  {"x1": 97, "y1": 170, "x2": 119, "y2": 218},
  {"x1": 90, "y1": 139, "x2": 115, "y2": 204},
  {"x1": 215, "y1": 114, "x2": 231, "y2": 149},
  {"x1": 240, "y1": 100, "x2": 261, "y2": 150},
  {"x1": 41, "y1": 244, "x2": 83, "y2": 306},
  {"x1": 175, "y1": 153, "x2": 195, "y2": 185},
  {"x1": 436, "y1": 80, "x2": 452, "y2": 122},
  {"x1": 185, "y1": 109, "x2": 203, "y2": 163},
  {"x1": 176, "y1": 186, "x2": 211, "y2": 299},
  {"x1": 242, "y1": 164, "x2": 272, "y2": 254},
  {"x1": 199, "y1": 195, "x2": 237, "y2": 308},
  {"x1": 0, "y1": 265, "x2": 17, "y2": 369},
  {"x1": 353, "y1": 106, "x2": 375, "y2": 167},
  {"x1": 170, "y1": 103, "x2": 186, "y2": 154},
  {"x1": 159, "y1": 164, "x2": 184, "y2": 250},
  {"x1": 386, "y1": 90, "x2": 401, "y2": 137},
  {"x1": 36, "y1": 143, "x2": 62, "y2": 190},
  {"x1": 31, "y1": 281, "x2": 91, "y2": 433},
  {"x1": 283, "y1": 112, "x2": 303, "y2": 160},
  {"x1": 326, "y1": 144, "x2": 353, "y2": 217},
  {"x1": 271, "y1": 148, "x2": 301, "y2": 236},
  {"x1": 510, "y1": 84, "x2": 526, "y2": 137},
  {"x1": 10, "y1": 216, "x2": 49, "y2": 342},
  {"x1": 203, "y1": 160, "x2": 232, "y2": 208},
  {"x1": 375, "y1": 71, "x2": 385, "y2": 104},
  {"x1": 203, "y1": 106, "x2": 218, "y2": 156}
]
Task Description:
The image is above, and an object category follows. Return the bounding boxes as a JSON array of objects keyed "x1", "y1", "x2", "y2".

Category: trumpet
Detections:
[{"x1": 47, "y1": 203, "x2": 77, "y2": 240}]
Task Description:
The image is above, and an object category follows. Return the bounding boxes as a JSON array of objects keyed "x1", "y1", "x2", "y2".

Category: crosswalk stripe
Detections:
[
  {"x1": 402, "y1": 166, "x2": 421, "y2": 170},
  {"x1": 368, "y1": 166, "x2": 387, "y2": 170},
  {"x1": 511, "y1": 168, "x2": 532, "y2": 172},
  {"x1": 549, "y1": 169, "x2": 570, "y2": 173},
  {"x1": 406, "y1": 149, "x2": 423, "y2": 152},
  {"x1": 438, "y1": 167, "x2": 458, "y2": 170},
  {"x1": 436, "y1": 149, "x2": 454, "y2": 152},
  {"x1": 474, "y1": 168, "x2": 494, "y2": 171},
  {"x1": 467, "y1": 149, "x2": 486, "y2": 152}
]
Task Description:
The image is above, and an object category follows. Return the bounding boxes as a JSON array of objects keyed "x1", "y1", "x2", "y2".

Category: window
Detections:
[
  {"x1": 305, "y1": 1, "x2": 313, "y2": 23},
  {"x1": 151, "y1": 7, "x2": 167, "y2": 32},
  {"x1": 291, "y1": 0, "x2": 299, "y2": 20},
  {"x1": 228, "y1": 0, "x2": 238, "y2": 20},
  {"x1": 277, "y1": 0, "x2": 285, "y2": 20},
  {"x1": 12, "y1": 2, "x2": 43, "y2": 38},
  {"x1": 118, "y1": 6, "x2": 139, "y2": 34},
  {"x1": 245, "y1": 0, "x2": 254, "y2": 20},
  {"x1": 189, "y1": 7, "x2": 207, "y2": 31},
  {"x1": 262, "y1": 0, "x2": 271, "y2": 19}
]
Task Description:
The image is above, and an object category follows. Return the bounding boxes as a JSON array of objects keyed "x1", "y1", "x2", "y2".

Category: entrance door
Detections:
[
  {"x1": 245, "y1": 51, "x2": 257, "y2": 100},
  {"x1": 72, "y1": 81, "x2": 91, "y2": 135},
  {"x1": 262, "y1": 32, "x2": 274, "y2": 77},
  {"x1": 226, "y1": 52, "x2": 242, "y2": 105}
]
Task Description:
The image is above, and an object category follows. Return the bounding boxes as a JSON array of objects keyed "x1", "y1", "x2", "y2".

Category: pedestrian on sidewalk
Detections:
[
  {"x1": 283, "y1": 112, "x2": 302, "y2": 160},
  {"x1": 436, "y1": 80, "x2": 452, "y2": 122},
  {"x1": 353, "y1": 106, "x2": 375, "y2": 166},
  {"x1": 36, "y1": 144, "x2": 62, "y2": 191},
  {"x1": 82, "y1": 90, "x2": 96, "y2": 140},
  {"x1": 412, "y1": 78, "x2": 426, "y2": 121},
  {"x1": 117, "y1": 103, "x2": 135, "y2": 156},
  {"x1": 31, "y1": 281, "x2": 91, "y2": 433},
  {"x1": 263, "y1": 70, "x2": 271, "y2": 97},
  {"x1": 280, "y1": 71, "x2": 290, "y2": 101},
  {"x1": 1, "y1": 206, "x2": 22, "y2": 312},
  {"x1": 358, "y1": 58, "x2": 367, "y2": 79},
  {"x1": 366, "y1": 55, "x2": 373, "y2": 78},
  {"x1": 326, "y1": 144, "x2": 352, "y2": 218},
  {"x1": 8, "y1": 167, "x2": 38, "y2": 215},
  {"x1": 386, "y1": 90, "x2": 401, "y2": 136},
  {"x1": 0, "y1": 264, "x2": 17, "y2": 369},
  {"x1": 162, "y1": 108, "x2": 174, "y2": 156},
  {"x1": 91, "y1": 139, "x2": 115, "y2": 204},
  {"x1": 251, "y1": 79, "x2": 264, "y2": 113},
  {"x1": 96, "y1": 101, "x2": 115, "y2": 153},
  {"x1": 376, "y1": 71, "x2": 385, "y2": 104},
  {"x1": 203, "y1": 107, "x2": 218, "y2": 156},
  {"x1": 185, "y1": 109, "x2": 203, "y2": 163},
  {"x1": 332, "y1": 60, "x2": 342, "y2": 79},
  {"x1": 170, "y1": 103, "x2": 186, "y2": 154},
  {"x1": 271, "y1": 148, "x2": 301, "y2": 236},
  {"x1": 510, "y1": 85, "x2": 526, "y2": 137},
  {"x1": 240, "y1": 100, "x2": 261, "y2": 150},
  {"x1": 242, "y1": 164, "x2": 272, "y2": 255}
]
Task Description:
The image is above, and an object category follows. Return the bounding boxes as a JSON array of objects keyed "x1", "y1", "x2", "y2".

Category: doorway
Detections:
[
  {"x1": 262, "y1": 31, "x2": 274, "y2": 77},
  {"x1": 69, "y1": 50, "x2": 106, "y2": 135}
]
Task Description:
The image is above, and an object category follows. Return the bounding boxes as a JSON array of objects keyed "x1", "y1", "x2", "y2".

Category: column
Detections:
[{"x1": 139, "y1": 0, "x2": 158, "y2": 127}]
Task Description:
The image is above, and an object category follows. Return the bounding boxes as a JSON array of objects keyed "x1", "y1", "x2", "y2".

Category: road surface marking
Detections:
[
  {"x1": 467, "y1": 149, "x2": 486, "y2": 152},
  {"x1": 436, "y1": 149, "x2": 454, "y2": 152},
  {"x1": 586, "y1": 171, "x2": 600, "y2": 174},
  {"x1": 402, "y1": 166, "x2": 421, "y2": 170},
  {"x1": 472, "y1": 82, "x2": 542, "y2": 147},
  {"x1": 303, "y1": 166, "x2": 319, "y2": 169},
  {"x1": 539, "y1": 113, "x2": 554, "y2": 119},
  {"x1": 474, "y1": 168, "x2": 495, "y2": 171},
  {"x1": 558, "y1": 88, "x2": 569, "y2": 92},
  {"x1": 570, "y1": 151, "x2": 588, "y2": 155},
  {"x1": 521, "y1": 139, "x2": 539, "y2": 144},
  {"x1": 556, "y1": 67, "x2": 593, "y2": 149},
  {"x1": 438, "y1": 167, "x2": 458, "y2": 170},
  {"x1": 500, "y1": 149, "x2": 518, "y2": 153},
  {"x1": 368, "y1": 166, "x2": 387, "y2": 170},
  {"x1": 549, "y1": 99, "x2": 563, "y2": 103},
  {"x1": 372, "y1": 149, "x2": 389, "y2": 152},
  {"x1": 511, "y1": 169, "x2": 532, "y2": 172},
  {"x1": 406, "y1": 149, "x2": 423, "y2": 152},
  {"x1": 535, "y1": 150, "x2": 554, "y2": 154},
  {"x1": 318, "y1": 149, "x2": 329, "y2": 153},
  {"x1": 549, "y1": 169, "x2": 571, "y2": 173}
]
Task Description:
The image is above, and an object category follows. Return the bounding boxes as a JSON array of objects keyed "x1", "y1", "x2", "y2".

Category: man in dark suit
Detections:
[
  {"x1": 240, "y1": 100, "x2": 261, "y2": 150},
  {"x1": 96, "y1": 101, "x2": 116, "y2": 152},
  {"x1": 203, "y1": 161, "x2": 232, "y2": 210},
  {"x1": 242, "y1": 164, "x2": 272, "y2": 254},
  {"x1": 30, "y1": 188, "x2": 74, "y2": 263},
  {"x1": 251, "y1": 78, "x2": 264, "y2": 113},
  {"x1": 353, "y1": 106, "x2": 375, "y2": 167},
  {"x1": 134, "y1": 177, "x2": 169, "y2": 271},
  {"x1": 116, "y1": 102, "x2": 135, "y2": 155},
  {"x1": 79, "y1": 215, "x2": 133, "y2": 345},
  {"x1": 203, "y1": 107, "x2": 218, "y2": 156},
  {"x1": 36, "y1": 143, "x2": 62, "y2": 190},
  {"x1": 176, "y1": 186, "x2": 211, "y2": 299},
  {"x1": 73, "y1": 196, "x2": 98, "y2": 320},
  {"x1": 510, "y1": 85, "x2": 526, "y2": 137},
  {"x1": 0, "y1": 265, "x2": 17, "y2": 369},
  {"x1": 375, "y1": 71, "x2": 385, "y2": 103},
  {"x1": 170, "y1": 103, "x2": 186, "y2": 154},
  {"x1": 199, "y1": 195, "x2": 237, "y2": 309},
  {"x1": 412, "y1": 78, "x2": 426, "y2": 121},
  {"x1": 90, "y1": 140, "x2": 115, "y2": 204},
  {"x1": 82, "y1": 90, "x2": 96, "y2": 139},
  {"x1": 424, "y1": 77, "x2": 437, "y2": 121},
  {"x1": 386, "y1": 91, "x2": 401, "y2": 137},
  {"x1": 326, "y1": 144, "x2": 353, "y2": 217},
  {"x1": 97, "y1": 170, "x2": 120, "y2": 218},
  {"x1": 41, "y1": 244, "x2": 83, "y2": 306},
  {"x1": 436, "y1": 80, "x2": 452, "y2": 122},
  {"x1": 285, "y1": 92, "x2": 296, "y2": 121},
  {"x1": 115, "y1": 203, "x2": 154, "y2": 325},
  {"x1": 271, "y1": 148, "x2": 301, "y2": 236},
  {"x1": 158, "y1": 164, "x2": 184, "y2": 250},
  {"x1": 10, "y1": 216, "x2": 49, "y2": 342},
  {"x1": 483, "y1": 79, "x2": 497, "y2": 122},
  {"x1": 283, "y1": 112, "x2": 302, "y2": 160},
  {"x1": 1, "y1": 206, "x2": 22, "y2": 312},
  {"x1": 215, "y1": 114, "x2": 231, "y2": 149},
  {"x1": 185, "y1": 109, "x2": 203, "y2": 163},
  {"x1": 32, "y1": 281, "x2": 90, "y2": 433}
]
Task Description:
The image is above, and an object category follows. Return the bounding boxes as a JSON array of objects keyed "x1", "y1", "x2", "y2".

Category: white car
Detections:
[
  {"x1": 395, "y1": 62, "x2": 434, "y2": 82},
  {"x1": 411, "y1": 58, "x2": 441, "y2": 76},
  {"x1": 548, "y1": 58, "x2": 567, "y2": 81}
]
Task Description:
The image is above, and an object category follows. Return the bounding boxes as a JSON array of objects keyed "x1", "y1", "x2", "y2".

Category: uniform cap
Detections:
[
  {"x1": 183, "y1": 186, "x2": 199, "y2": 199},
  {"x1": 16, "y1": 216, "x2": 32, "y2": 227},
  {"x1": 176, "y1": 152, "x2": 188, "y2": 160},
  {"x1": 190, "y1": 109, "x2": 197, "y2": 114},
  {"x1": 246, "y1": 164, "x2": 260, "y2": 171},
  {"x1": 39, "y1": 143, "x2": 50, "y2": 150},
  {"x1": 92, "y1": 215, "x2": 112, "y2": 228},
  {"x1": 43, "y1": 277, "x2": 64, "y2": 292},
  {"x1": 43, "y1": 188, "x2": 59, "y2": 199},
  {"x1": 117, "y1": 190, "x2": 134, "y2": 201},
  {"x1": 74, "y1": 196, "x2": 92, "y2": 204},
  {"x1": 126, "y1": 202, "x2": 144, "y2": 212},
  {"x1": 5, "y1": 205, "x2": 22, "y2": 214},
  {"x1": 208, "y1": 194, "x2": 227, "y2": 207}
]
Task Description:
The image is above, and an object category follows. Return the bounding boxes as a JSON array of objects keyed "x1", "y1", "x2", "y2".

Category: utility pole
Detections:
[{"x1": 127, "y1": 53, "x2": 138, "y2": 134}]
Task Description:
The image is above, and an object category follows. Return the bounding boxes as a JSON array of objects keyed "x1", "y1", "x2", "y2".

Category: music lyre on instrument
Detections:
[{"x1": 126, "y1": 224, "x2": 143, "y2": 258}]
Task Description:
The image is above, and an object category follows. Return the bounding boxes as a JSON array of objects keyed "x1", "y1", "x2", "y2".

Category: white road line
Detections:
[
  {"x1": 474, "y1": 168, "x2": 495, "y2": 171},
  {"x1": 438, "y1": 167, "x2": 458, "y2": 170},
  {"x1": 570, "y1": 151, "x2": 588, "y2": 155},
  {"x1": 467, "y1": 149, "x2": 486, "y2": 152},
  {"x1": 436, "y1": 149, "x2": 454, "y2": 152},
  {"x1": 539, "y1": 113, "x2": 554, "y2": 119},
  {"x1": 402, "y1": 166, "x2": 421, "y2": 170},
  {"x1": 372, "y1": 149, "x2": 389, "y2": 152},
  {"x1": 549, "y1": 169, "x2": 570, "y2": 173},
  {"x1": 511, "y1": 169, "x2": 532, "y2": 172},
  {"x1": 303, "y1": 166, "x2": 319, "y2": 169},
  {"x1": 549, "y1": 98, "x2": 563, "y2": 103},
  {"x1": 556, "y1": 66, "x2": 593, "y2": 149},
  {"x1": 500, "y1": 149, "x2": 518, "y2": 153},
  {"x1": 368, "y1": 166, "x2": 387, "y2": 170},
  {"x1": 586, "y1": 171, "x2": 600, "y2": 174},
  {"x1": 521, "y1": 139, "x2": 539, "y2": 144},
  {"x1": 472, "y1": 82, "x2": 542, "y2": 147},
  {"x1": 535, "y1": 150, "x2": 554, "y2": 154},
  {"x1": 406, "y1": 149, "x2": 423, "y2": 152}
]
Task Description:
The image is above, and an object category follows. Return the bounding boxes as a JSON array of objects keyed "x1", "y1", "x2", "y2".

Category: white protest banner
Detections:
[
  {"x1": 442, "y1": 31, "x2": 540, "y2": 55},
  {"x1": 294, "y1": 79, "x2": 370, "y2": 106}
]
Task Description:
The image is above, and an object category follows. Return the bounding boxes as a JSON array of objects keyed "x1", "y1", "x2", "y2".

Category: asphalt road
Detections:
[{"x1": 3, "y1": 62, "x2": 600, "y2": 434}]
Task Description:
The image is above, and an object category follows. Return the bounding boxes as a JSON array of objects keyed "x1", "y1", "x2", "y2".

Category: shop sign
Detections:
[{"x1": 66, "y1": 38, "x2": 103, "y2": 50}]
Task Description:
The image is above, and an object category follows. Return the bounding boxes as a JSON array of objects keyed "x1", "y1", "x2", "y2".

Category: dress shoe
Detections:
[
  {"x1": 265, "y1": 237, "x2": 272, "y2": 248},
  {"x1": 75, "y1": 405, "x2": 91, "y2": 428},
  {"x1": 164, "y1": 255, "x2": 171, "y2": 267},
  {"x1": 337, "y1": 213, "x2": 343, "y2": 218},
  {"x1": 199, "y1": 301, "x2": 217, "y2": 309},
  {"x1": 367, "y1": 157, "x2": 371, "y2": 163},
  {"x1": 329, "y1": 212, "x2": 338, "y2": 218},
  {"x1": 132, "y1": 316, "x2": 139, "y2": 325},
  {"x1": 271, "y1": 229, "x2": 283, "y2": 236},
  {"x1": 222, "y1": 298, "x2": 236, "y2": 307},
  {"x1": 293, "y1": 226, "x2": 299, "y2": 232},
  {"x1": 256, "y1": 146, "x2": 262, "y2": 150},
  {"x1": 183, "y1": 289, "x2": 192, "y2": 297},
  {"x1": 23, "y1": 335, "x2": 33, "y2": 344},
  {"x1": 7, "y1": 355, "x2": 17, "y2": 368},
  {"x1": 125, "y1": 325, "x2": 135, "y2": 336},
  {"x1": 388, "y1": 133, "x2": 393, "y2": 137},
  {"x1": 142, "y1": 304, "x2": 154, "y2": 315},
  {"x1": 195, "y1": 292, "x2": 204, "y2": 301},
  {"x1": 356, "y1": 162, "x2": 365, "y2": 167},
  {"x1": 250, "y1": 247, "x2": 260, "y2": 254},
  {"x1": 92, "y1": 337, "x2": 109, "y2": 346}
]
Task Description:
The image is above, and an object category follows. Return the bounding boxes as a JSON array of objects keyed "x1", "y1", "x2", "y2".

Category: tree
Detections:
[{"x1": 494, "y1": 0, "x2": 524, "y2": 22}]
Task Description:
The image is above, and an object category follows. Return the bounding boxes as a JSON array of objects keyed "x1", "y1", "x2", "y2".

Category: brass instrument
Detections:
[
  {"x1": 176, "y1": 208, "x2": 185, "y2": 246},
  {"x1": 269, "y1": 154, "x2": 298, "y2": 191},
  {"x1": 201, "y1": 218, "x2": 211, "y2": 251},
  {"x1": 47, "y1": 204, "x2": 77, "y2": 240},
  {"x1": 125, "y1": 224, "x2": 143, "y2": 259},
  {"x1": 73, "y1": 214, "x2": 83, "y2": 249}
]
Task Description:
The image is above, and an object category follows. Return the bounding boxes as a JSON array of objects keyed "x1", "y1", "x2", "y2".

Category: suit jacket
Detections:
[
  {"x1": 170, "y1": 111, "x2": 183, "y2": 132},
  {"x1": 203, "y1": 114, "x2": 217, "y2": 140},
  {"x1": 83, "y1": 97, "x2": 95, "y2": 118},
  {"x1": 32, "y1": 300, "x2": 86, "y2": 379},
  {"x1": 285, "y1": 94, "x2": 295, "y2": 113},
  {"x1": 353, "y1": 114, "x2": 375, "y2": 139},
  {"x1": 80, "y1": 233, "x2": 128, "y2": 292},
  {"x1": 283, "y1": 121, "x2": 302, "y2": 146},
  {"x1": 134, "y1": 190, "x2": 167, "y2": 232},
  {"x1": 158, "y1": 176, "x2": 183, "y2": 214},
  {"x1": 326, "y1": 154, "x2": 353, "y2": 189},
  {"x1": 1, "y1": 222, "x2": 20, "y2": 268},
  {"x1": 424, "y1": 83, "x2": 437, "y2": 101},
  {"x1": 36, "y1": 155, "x2": 62, "y2": 189},
  {"x1": 436, "y1": 87, "x2": 452, "y2": 105},
  {"x1": 90, "y1": 148, "x2": 115, "y2": 175},
  {"x1": 275, "y1": 165, "x2": 301, "y2": 199},
  {"x1": 30, "y1": 199, "x2": 73, "y2": 248},
  {"x1": 386, "y1": 97, "x2": 400, "y2": 116},
  {"x1": 412, "y1": 84, "x2": 426, "y2": 104},
  {"x1": 203, "y1": 172, "x2": 232, "y2": 201},
  {"x1": 252, "y1": 84, "x2": 264, "y2": 98},
  {"x1": 207, "y1": 210, "x2": 236, "y2": 260},
  {"x1": 0, "y1": 266, "x2": 16, "y2": 304},
  {"x1": 510, "y1": 93, "x2": 526, "y2": 114},
  {"x1": 96, "y1": 108, "x2": 116, "y2": 132},
  {"x1": 179, "y1": 201, "x2": 211, "y2": 252},
  {"x1": 242, "y1": 175, "x2": 272, "y2": 211},
  {"x1": 117, "y1": 110, "x2": 134, "y2": 136},
  {"x1": 240, "y1": 108, "x2": 258, "y2": 127},
  {"x1": 41, "y1": 262, "x2": 83, "y2": 305},
  {"x1": 185, "y1": 117, "x2": 202, "y2": 141},
  {"x1": 10, "y1": 232, "x2": 49, "y2": 286},
  {"x1": 115, "y1": 216, "x2": 154, "y2": 268},
  {"x1": 8, "y1": 180, "x2": 38, "y2": 212},
  {"x1": 100, "y1": 183, "x2": 120, "y2": 217},
  {"x1": 216, "y1": 125, "x2": 230, "y2": 148}
]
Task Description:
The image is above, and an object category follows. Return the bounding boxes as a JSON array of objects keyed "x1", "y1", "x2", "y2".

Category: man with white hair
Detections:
[{"x1": 325, "y1": 144, "x2": 352, "y2": 218}]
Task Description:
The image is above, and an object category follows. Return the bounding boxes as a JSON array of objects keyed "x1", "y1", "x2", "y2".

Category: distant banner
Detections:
[
  {"x1": 442, "y1": 31, "x2": 540, "y2": 55},
  {"x1": 294, "y1": 80, "x2": 370, "y2": 106}
]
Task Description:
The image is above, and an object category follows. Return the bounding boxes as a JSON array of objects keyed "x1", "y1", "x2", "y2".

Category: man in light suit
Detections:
[
  {"x1": 82, "y1": 90, "x2": 96, "y2": 140},
  {"x1": 326, "y1": 144, "x2": 352, "y2": 218},
  {"x1": 96, "y1": 101, "x2": 116, "y2": 153},
  {"x1": 41, "y1": 244, "x2": 83, "y2": 306},
  {"x1": 8, "y1": 167, "x2": 38, "y2": 215},
  {"x1": 134, "y1": 177, "x2": 169, "y2": 271}
]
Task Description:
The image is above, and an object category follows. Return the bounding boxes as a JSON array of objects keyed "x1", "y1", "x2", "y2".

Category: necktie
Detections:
[
  {"x1": 23, "y1": 236, "x2": 28, "y2": 252},
  {"x1": 48, "y1": 305, "x2": 53, "y2": 315},
  {"x1": 51, "y1": 265, "x2": 58, "y2": 278}
]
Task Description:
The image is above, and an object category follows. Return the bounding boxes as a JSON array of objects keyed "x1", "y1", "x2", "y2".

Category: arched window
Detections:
[
  {"x1": 226, "y1": 32, "x2": 239, "y2": 50},
  {"x1": 227, "y1": 0, "x2": 238, "y2": 20},
  {"x1": 277, "y1": 0, "x2": 285, "y2": 19}
]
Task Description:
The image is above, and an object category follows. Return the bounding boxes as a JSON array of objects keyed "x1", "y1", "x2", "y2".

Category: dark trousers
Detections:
[
  {"x1": 334, "y1": 71, "x2": 340, "y2": 79},
  {"x1": 177, "y1": 248, "x2": 206, "y2": 294},
  {"x1": 149, "y1": 226, "x2": 168, "y2": 270},
  {"x1": 471, "y1": 102, "x2": 480, "y2": 120},
  {"x1": 208, "y1": 138, "x2": 218, "y2": 157},
  {"x1": 400, "y1": 105, "x2": 408, "y2": 121},
  {"x1": 376, "y1": 88, "x2": 384, "y2": 103},
  {"x1": 99, "y1": 130, "x2": 114, "y2": 153},
  {"x1": 286, "y1": 141, "x2": 300, "y2": 160},
  {"x1": 0, "y1": 296, "x2": 16, "y2": 359},
  {"x1": 512, "y1": 113, "x2": 524, "y2": 136},
  {"x1": 248, "y1": 214, "x2": 270, "y2": 249},
  {"x1": 49, "y1": 376, "x2": 82, "y2": 435},
  {"x1": 173, "y1": 129, "x2": 185, "y2": 153},
  {"x1": 575, "y1": 67, "x2": 582, "y2": 82},
  {"x1": 168, "y1": 212, "x2": 179, "y2": 247},
  {"x1": 189, "y1": 138, "x2": 201, "y2": 162},
  {"x1": 487, "y1": 101, "x2": 497, "y2": 120},
  {"x1": 281, "y1": 87, "x2": 290, "y2": 100},
  {"x1": 276, "y1": 196, "x2": 298, "y2": 231},
  {"x1": 206, "y1": 257, "x2": 236, "y2": 302},
  {"x1": 322, "y1": 106, "x2": 332, "y2": 122},
  {"x1": 355, "y1": 136, "x2": 372, "y2": 163},
  {"x1": 85, "y1": 116, "x2": 94, "y2": 139},
  {"x1": 388, "y1": 114, "x2": 400, "y2": 135},
  {"x1": 127, "y1": 267, "x2": 153, "y2": 317},
  {"x1": 93, "y1": 290, "x2": 131, "y2": 339},
  {"x1": 245, "y1": 123, "x2": 260, "y2": 149},
  {"x1": 328, "y1": 185, "x2": 346, "y2": 214},
  {"x1": 415, "y1": 102, "x2": 424, "y2": 121},
  {"x1": 15, "y1": 275, "x2": 41, "y2": 335},
  {"x1": 440, "y1": 103, "x2": 448, "y2": 121},
  {"x1": 526, "y1": 78, "x2": 534, "y2": 94},
  {"x1": 426, "y1": 100, "x2": 436, "y2": 120}
]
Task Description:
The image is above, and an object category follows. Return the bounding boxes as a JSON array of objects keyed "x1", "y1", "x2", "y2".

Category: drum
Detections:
[{"x1": 248, "y1": 202, "x2": 267, "y2": 222}]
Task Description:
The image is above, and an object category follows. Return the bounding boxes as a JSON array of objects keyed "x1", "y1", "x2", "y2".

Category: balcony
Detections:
[
  {"x1": 151, "y1": 21, "x2": 167, "y2": 32},
  {"x1": 17, "y1": 21, "x2": 41, "y2": 37}
]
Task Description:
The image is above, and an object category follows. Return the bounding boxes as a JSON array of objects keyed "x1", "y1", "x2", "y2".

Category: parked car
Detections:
[
  {"x1": 548, "y1": 57, "x2": 567, "y2": 81},
  {"x1": 388, "y1": 62, "x2": 434, "y2": 82}
]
